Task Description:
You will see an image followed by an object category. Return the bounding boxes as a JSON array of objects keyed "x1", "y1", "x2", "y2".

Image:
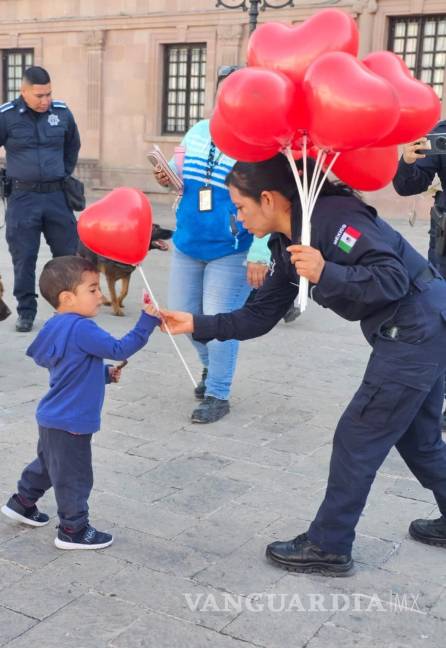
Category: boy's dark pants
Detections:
[{"x1": 17, "y1": 425, "x2": 93, "y2": 532}]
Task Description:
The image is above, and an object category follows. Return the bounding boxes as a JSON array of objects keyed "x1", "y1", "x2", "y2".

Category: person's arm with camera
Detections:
[{"x1": 393, "y1": 122, "x2": 445, "y2": 197}]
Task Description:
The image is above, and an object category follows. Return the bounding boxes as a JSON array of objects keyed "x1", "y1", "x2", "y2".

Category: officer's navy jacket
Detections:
[
  {"x1": 193, "y1": 194, "x2": 431, "y2": 346},
  {"x1": 393, "y1": 120, "x2": 446, "y2": 210},
  {"x1": 0, "y1": 96, "x2": 80, "y2": 182}
]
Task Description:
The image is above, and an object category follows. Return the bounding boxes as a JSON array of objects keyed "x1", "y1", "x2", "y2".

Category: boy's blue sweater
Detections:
[{"x1": 26, "y1": 311, "x2": 158, "y2": 434}]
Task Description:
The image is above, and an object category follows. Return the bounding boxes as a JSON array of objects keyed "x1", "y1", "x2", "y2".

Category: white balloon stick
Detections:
[{"x1": 137, "y1": 265, "x2": 198, "y2": 388}]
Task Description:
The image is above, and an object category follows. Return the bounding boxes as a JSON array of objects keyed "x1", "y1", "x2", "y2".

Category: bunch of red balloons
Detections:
[{"x1": 211, "y1": 8, "x2": 441, "y2": 191}]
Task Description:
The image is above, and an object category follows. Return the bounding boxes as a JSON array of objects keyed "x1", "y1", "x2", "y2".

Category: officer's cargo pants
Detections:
[
  {"x1": 308, "y1": 276, "x2": 446, "y2": 554},
  {"x1": 6, "y1": 189, "x2": 78, "y2": 318}
]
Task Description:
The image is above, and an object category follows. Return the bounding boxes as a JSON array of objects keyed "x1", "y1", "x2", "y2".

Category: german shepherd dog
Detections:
[
  {"x1": 0, "y1": 274, "x2": 11, "y2": 321},
  {"x1": 78, "y1": 223, "x2": 173, "y2": 316}
]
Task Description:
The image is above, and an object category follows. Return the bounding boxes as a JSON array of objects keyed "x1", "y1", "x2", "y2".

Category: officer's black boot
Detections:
[
  {"x1": 194, "y1": 367, "x2": 208, "y2": 400},
  {"x1": 15, "y1": 316, "x2": 34, "y2": 333},
  {"x1": 409, "y1": 516, "x2": 446, "y2": 547},
  {"x1": 266, "y1": 533, "x2": 354, "y2": 576}
]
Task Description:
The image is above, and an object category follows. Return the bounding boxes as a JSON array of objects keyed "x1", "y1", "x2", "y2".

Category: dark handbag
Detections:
[
  {"x1": 63, "y1": 175, "x2": 86, "y2": 211},
  {"x1": 431, "y1": 204, "x2": 446, "y2": 257}
]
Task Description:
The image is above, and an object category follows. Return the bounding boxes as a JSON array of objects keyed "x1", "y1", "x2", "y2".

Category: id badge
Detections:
[{"x1": 199, "y1": 186, "x2": 213, "y2": 212}]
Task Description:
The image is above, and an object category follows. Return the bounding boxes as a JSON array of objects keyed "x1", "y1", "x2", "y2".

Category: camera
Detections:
[{"x1": 416, "y1": 133, "x2": 446, "y2": 156}]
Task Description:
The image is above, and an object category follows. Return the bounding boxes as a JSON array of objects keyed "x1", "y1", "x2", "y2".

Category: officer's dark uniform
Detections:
[
  {"x1": 393, "y1": 119, "x2": 446, "y2": 276},
  {"x1": 192, "y1": 194, "x2": 446, "y2": 555},
  {"x1": 0, "y1": 96, "x2": 81, "y2": 321}
]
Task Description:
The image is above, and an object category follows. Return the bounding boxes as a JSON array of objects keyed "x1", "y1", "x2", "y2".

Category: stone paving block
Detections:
[
  {"x1": 0, "y1": 530, "x2": 60, "y2": 570},
  {"x1": 109, "y1": 609, "x2": 260, "y2": 648},
  {"x1": 305, "y1": 623, "x2": 378, "y2": 648},
  {"x1": 220, "y1": 572, "x2": 336, "y2": 648},
  {"x1": 89, "y1": 492, "x2": 193, "y2": 539},
  {"x1": 142, "y1": 452, "x2": 231, "y2": 487},
  {"x1": 0, "y1": 559, "x2": 31, "y2": 592},
  {"x1": 175, "y1": 502, "x2": 281, "y2": 557},
  {"x1": 385, "y1": 477, "x2": 436, "y2": 505},
  {"x1": 0, "y1": 567, "x2": 84, "y2": 620},
  {"x1": 325, "y1": 562, "x2": 443, "y2": 615},
  {"x1": 106, "y1": 526, "x2": 212, "y2": 578},
  {"x1": 98, "y1": 563, "x2": 238, "y2": 632},
  {"x1": 0, "y1": 606, "x2": 37, "y2": 647},
  {"x1": 4, "y1": 592, "x2": 144, "y2": 648},
  {"x1": 92, "y1": 445, "x2": 158, "y2": 477},
  {"x1": 158, "y1": 473, "x2": 250, "y2": 517},
  {"x1": 383, "y1": 535, "x2": 446, "y2": 586},
  {"x1": 356, "y1": 495, "x2": 435, "y2": 543},
  {"x1": 194, "y1": 536, "x2": 285, "y2": 596},
  {"x1": 92, "y1": 464, "x2": 179, "y2": 503},
  {"x1": 330, "y1": 606, "x2": 444, "y2": 647}
]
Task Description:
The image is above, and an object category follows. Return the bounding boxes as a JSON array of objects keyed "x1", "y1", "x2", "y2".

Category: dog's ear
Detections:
[{"x1": 0, "y1": 299, "x2": 11, "y2": 321}]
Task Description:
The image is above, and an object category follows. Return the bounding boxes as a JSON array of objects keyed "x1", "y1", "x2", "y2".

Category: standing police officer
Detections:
[
  {"x1": 159, "y1": 153, "x2": 446, "y2": 576},
  {"x1": 0, "y1": 66, "x2": 80, "y2": 332}
]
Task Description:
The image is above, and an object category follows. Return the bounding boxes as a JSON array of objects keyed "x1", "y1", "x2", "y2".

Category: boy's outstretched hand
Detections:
[{"x1": 157, "y1": 309, "x2": 194, "y2": 335}]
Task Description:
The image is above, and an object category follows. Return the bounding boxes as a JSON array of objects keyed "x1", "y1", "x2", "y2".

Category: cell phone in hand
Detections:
[{"x1": 416, "y1": 133, "x2": 446, "y2": 156}]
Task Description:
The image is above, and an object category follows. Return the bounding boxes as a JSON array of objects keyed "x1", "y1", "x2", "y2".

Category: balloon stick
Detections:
[{"x1": 137, "y1": 265, "x2": 198, "y2": 388}]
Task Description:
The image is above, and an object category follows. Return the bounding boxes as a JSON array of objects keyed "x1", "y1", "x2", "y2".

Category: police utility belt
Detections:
[{"x1": 11, "y1": 179, "x2": 64, "y2": 193}]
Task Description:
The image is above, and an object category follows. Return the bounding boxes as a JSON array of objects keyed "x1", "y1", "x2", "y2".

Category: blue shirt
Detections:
[
  {"x1": 26, "y1": 311, "x2": 159, "y2": 434},
  {"x1": 0, "y1": 96, "x2": 80, "y2": 182},
  {"x1": 171, "y1": 119, "x2": 252, "y2": 261}
]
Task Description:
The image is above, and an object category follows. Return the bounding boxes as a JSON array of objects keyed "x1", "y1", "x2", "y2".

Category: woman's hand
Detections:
[
  {"x1": 286, "y1": 245, "x2": 325, "y2": 284},
  {"x1": 247, "y1": 261, "x2": 269, "y2": 289},
  {"x1": 154, "y1": 168, "x2": 171, "y2": 187},
  {"x1": 158, "y1": 309, "x2": 194, "y2": 335}
]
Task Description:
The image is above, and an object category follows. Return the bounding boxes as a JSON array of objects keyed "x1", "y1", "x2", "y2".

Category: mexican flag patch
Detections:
[{"x1": 337, "y1": 226, "x2": 362, "y2": 254}]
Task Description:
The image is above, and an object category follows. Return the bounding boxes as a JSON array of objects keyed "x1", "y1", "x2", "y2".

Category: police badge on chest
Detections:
[{"x1": 48, "y1": 114, "x2": 60, "y2": 126}]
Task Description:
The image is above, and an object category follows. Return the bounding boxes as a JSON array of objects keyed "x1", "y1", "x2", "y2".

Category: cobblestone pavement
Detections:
[{"x1": 0, "y1": 197, "x2": 445, "y2": 648}]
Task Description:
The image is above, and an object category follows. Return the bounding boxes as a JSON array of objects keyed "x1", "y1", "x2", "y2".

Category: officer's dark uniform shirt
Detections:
[
  {"x1": 393, "y1": 120, "x2": 446, "y2": 210},
  {"x1": 193, "y1": 194, "x2": 432, "y2": 346},
  {"x1": 0, "y1": 96, "x2": 80, "y2": 182}
]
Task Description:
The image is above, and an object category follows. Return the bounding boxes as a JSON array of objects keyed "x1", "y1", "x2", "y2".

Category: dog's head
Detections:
[
  {"x1": 0, "y1": 275, "x2": 11, "y2": 321},
  {"x1": 149, "y1": 223, "x2": 173, "y2": 251}
]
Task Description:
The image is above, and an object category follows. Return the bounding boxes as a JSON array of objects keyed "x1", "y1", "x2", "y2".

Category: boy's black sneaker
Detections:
[
  {"x1": 55, "y1": 524, "x2": 113, "y2": 550},
  {"x1": 1, "y1": 494, "x2": 49, "y2": 527},
  {"x1": 194, "y1": 367, "x2": 208, "y2": 400},
  {"x1": 266, "y1": 533, "x2": 354, "y2": 576},
  {"x1": 409, "y1": 516, "x2": 446, "y2": 547},
  {"x1": 191, "y1": 395, "x2": 229, "y2": 423}
]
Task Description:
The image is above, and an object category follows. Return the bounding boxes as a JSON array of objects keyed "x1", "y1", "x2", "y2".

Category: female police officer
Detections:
[{"x1": 158, "y1": 153, "x2": 446, "y2": 576}]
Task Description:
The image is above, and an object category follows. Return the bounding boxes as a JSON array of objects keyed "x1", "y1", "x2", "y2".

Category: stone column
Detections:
[
  {"x1": 83, "y1": 30, "x2": 105, "y2": 162},
  {"x1": 353, "y1": 0, "x2": 378, "y2": 58},
  {"x1": 216, "y1": 24, "x2": 244, "y2": 69}
]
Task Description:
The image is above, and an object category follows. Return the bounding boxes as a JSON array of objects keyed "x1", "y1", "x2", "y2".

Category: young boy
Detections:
[{"x1": 1, "y1": 255, "x2": 159, "y2": 550}]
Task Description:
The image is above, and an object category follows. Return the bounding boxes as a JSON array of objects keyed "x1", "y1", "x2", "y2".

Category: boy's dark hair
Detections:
[
  {"x1": 23, "y1": 66, "x2": 51, "y2": 85},
  {"x1": 39, "y1": 256, "x2": 98, "y2": 309}
]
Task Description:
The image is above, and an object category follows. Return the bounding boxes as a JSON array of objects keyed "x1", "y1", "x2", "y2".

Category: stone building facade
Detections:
[{"x1": 0, "y1": 0, "x2": 444, "y2": 211}]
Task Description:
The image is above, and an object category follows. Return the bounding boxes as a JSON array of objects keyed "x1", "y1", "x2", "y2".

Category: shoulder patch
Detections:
[
  {"x1": 52, "y1": 101, "x2": 67, "y2": 109},
  {"x1": 0, "y1": 102, "x2": 14, "y2": 113},
  {"x1": 335, "y1": 225, "x2": 362, "y2": 254}
]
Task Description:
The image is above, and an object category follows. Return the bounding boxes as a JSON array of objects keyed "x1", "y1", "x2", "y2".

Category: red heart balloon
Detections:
[
  {"x1": 210, "y1": 107, "x2": 280, "y2": 162},
  {"x1": 328, "y1": 145, "x2": 399, "y2": 191},
  {"x1": 216, "y1": 67, "x2": 300, "y2": 148},
  {"x1": 78, "y1": 188, "x2": 153, "y2": 265},
  {"x1": 362, "y1": 51, "x2": 441, "y2": 146},
  {"x1": 304, "y1": 52, "x2": 400, "y2": 151},
  {"x1": 247, "y1": 10, "x2": 359, "y2": 87}
]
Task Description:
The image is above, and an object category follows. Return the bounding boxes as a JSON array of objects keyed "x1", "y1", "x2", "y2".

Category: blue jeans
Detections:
[{"x1": 168, "y1": 246, "x2": 251, "y2": 400}]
